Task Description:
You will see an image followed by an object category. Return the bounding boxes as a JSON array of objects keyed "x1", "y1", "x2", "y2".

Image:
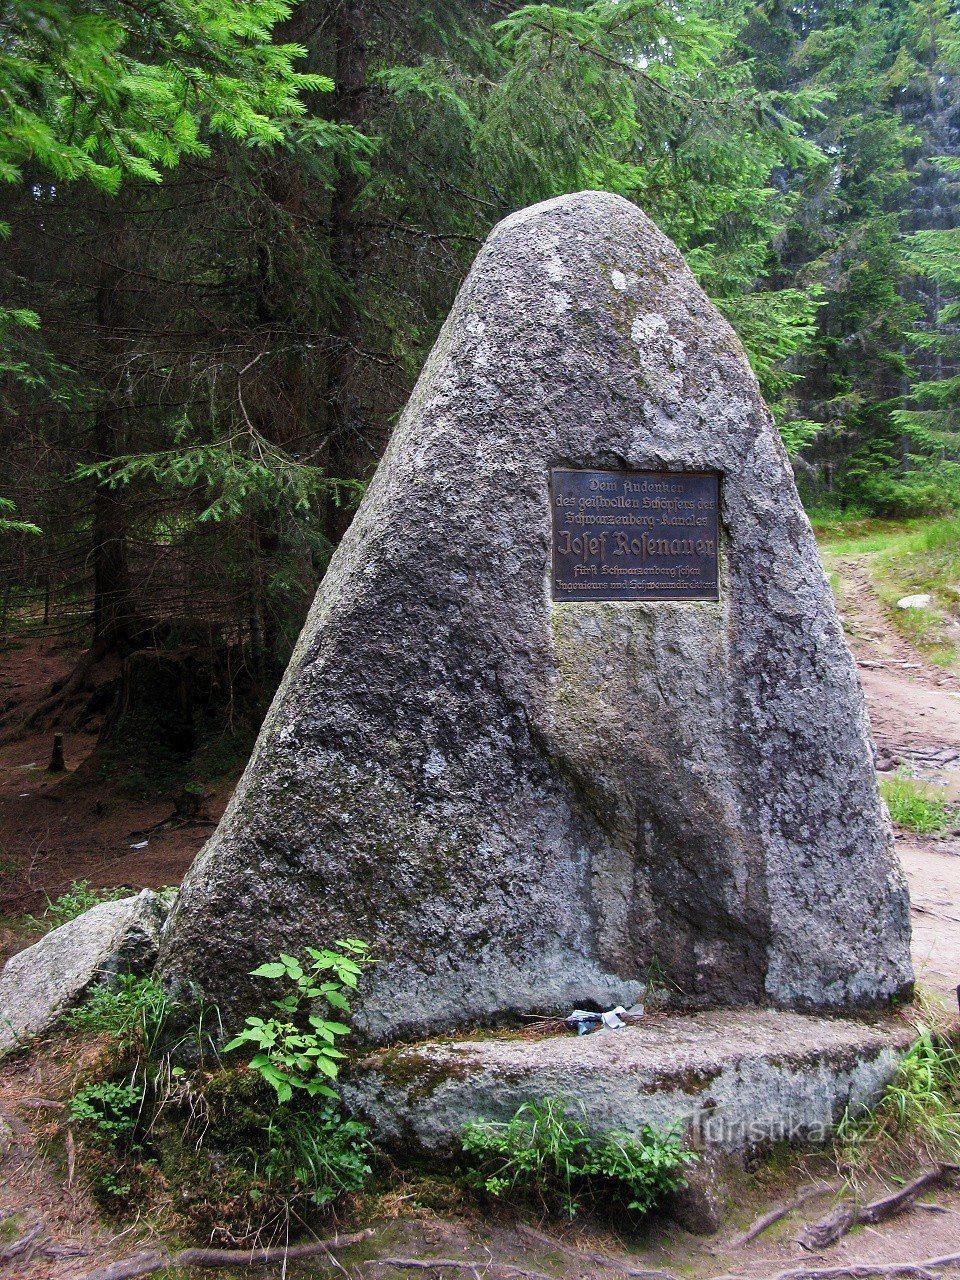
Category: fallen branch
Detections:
[
  {"x1": 797, "y1": 1166, "x2": 954, "y2": 1250},
  {"x1": 731, "y1": 1182, "x2": 841, "y2": 1247},
  {"x1": 75, "y1": 1229, "x2": 376, "y2": 1280}
]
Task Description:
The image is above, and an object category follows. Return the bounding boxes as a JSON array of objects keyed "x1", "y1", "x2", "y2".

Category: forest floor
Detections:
[
  {"x1": 1, "y1": 530, "x2": 960, "y2": 1278},
  {"x1": 0, "y1": 636, "x2": 232, "y2": 959}
]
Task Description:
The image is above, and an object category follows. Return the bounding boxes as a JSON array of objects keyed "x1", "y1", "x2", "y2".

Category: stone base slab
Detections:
[{"x1": 341, "y1": 1009, "x2": 915, "y2": 1154}]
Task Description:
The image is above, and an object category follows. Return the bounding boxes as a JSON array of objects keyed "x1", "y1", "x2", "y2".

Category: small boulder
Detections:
[
  {"x1": 0, "y1": 890, "x2": 165, "y2": 1057},
  {"x1": 897, "y1": 594, "x2": 931, "y2": 609}
]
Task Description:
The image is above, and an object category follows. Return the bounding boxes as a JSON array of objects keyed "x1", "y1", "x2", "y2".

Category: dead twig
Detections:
[
  {"x1": 75, "y1": 1228, "x2": 376, "y2": 1280},
  {"x1": 797, "y1": 1166, "x2": 955, "y2": 1250},
  {"x1": 731, "y1": 1181, "x2": 841, "y2": 1247}
]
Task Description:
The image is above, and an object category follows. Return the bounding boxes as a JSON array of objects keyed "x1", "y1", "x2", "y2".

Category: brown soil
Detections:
[
  {"x1": 837, "y1": 558, "x2": 960, "y2": 767},
  {"x1": 0, "y1": 637, "x2": 231, "y2": 947},
  {"x1": 3, "y1": 570, "x2": 960, "y2": 1278}
]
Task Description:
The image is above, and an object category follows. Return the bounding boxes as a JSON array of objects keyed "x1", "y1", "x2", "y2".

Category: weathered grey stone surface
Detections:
[
  {"x1": 0, "y1": 890, "x2": 164, "y2": 1056},
  {"x1": 666, "y1": 1158, "x2": 734, "y2": 1235},
  {"x1": 160, "y1": 190, "x2": 912, "y2": 1041},
  {"x1": 340, "y1": 1011, "x2": 915, "y2": 1154}
]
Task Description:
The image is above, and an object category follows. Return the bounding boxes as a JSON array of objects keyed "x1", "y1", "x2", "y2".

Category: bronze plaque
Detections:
[{"x1": 551, "y1": 469, "x2": 719, "y2": 602}]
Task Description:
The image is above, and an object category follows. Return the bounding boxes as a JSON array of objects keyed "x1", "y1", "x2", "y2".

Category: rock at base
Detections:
[
  {"x1": 340, "y1": 1010, "x2": 913, "y2": 1157},
  {"x1": 0, "y1": 890, "x2": 166, "y2": 1057},
  {"x1": 665, "y1": 1157, "x2": 738, "y2": 1234}
]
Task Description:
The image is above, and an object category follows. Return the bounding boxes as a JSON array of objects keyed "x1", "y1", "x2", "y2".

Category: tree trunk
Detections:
[
  {"x1": 324, "y1": 0, "x2": 369, "y2": 541},
  {"x1": 91, "y1": 208, "x2": 136, "y2": 651}
]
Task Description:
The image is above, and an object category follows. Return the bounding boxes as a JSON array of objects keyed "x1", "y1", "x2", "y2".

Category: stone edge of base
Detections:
[{"x1": 340, "y1": 1009, "x2": 918, "y2": 1156}]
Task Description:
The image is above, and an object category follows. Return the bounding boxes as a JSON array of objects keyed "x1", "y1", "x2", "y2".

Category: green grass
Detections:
[
  {"x1": 814, "y1": 516, "x2": 960, "y2": 669},
  {"x1": 836, "y1": 1023, "x2": 960, "y2": 1169},
  {"x1": 873, "y1": 518, "x2": 960, "y2": 663},
  {"x1": 880, "y1": 775, "x2": 956, "y2": 835},
  {"x1": 65, "y1": 973, "x2": 170, "y2": 1054},
  {"x1": 23, "y1": 879, "x2": 129, "y2": 933},
  {"x1": 460, "y1": 1095, "x2": 693, "y2": 1218}
]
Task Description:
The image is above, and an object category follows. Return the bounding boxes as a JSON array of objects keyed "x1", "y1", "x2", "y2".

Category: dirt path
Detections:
[
  {"x1": 833, "y1": 556, "x2": 960, "y2": 1010},
  {"x1": 0, "y1": 638, "x2": 230, "y2": 943},
  {"x1": 837, "y1": 557, "x2": 960, "y2": 765}
]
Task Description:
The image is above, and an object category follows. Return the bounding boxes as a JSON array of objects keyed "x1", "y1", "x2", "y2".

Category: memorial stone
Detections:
[{"x1": 160, "y1": 191, "x2": 912, "y2": 1042}]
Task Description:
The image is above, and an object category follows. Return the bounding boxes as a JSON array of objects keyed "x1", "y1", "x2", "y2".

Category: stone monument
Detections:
[{"x1": 160, "y1": 191, "x2": 912, "y2": 1046}]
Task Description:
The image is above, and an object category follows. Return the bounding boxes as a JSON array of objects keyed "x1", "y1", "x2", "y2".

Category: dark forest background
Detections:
[{"x1": 2, "y1": 0, "x2": 960, "y2": 771}]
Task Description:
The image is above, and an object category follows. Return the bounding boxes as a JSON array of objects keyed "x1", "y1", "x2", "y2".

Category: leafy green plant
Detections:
[
  {"x1": 155, "y1": 1065, "x2": 373, "y2": 1237},
  {"x1": 66, "y1": 974, "x2": 169, "y2": 1054},
  {"x1": 260, "y1": 1105, "x2": 372, "y2": 1208},
  {"x1": 224, "y1": 941, "x2": 373, "y2": 1102},
  {"x1": 24, "y1": 880, "x2": 128, "y2": 932},
  {"x1": 880, "y1": 775, "x2": 954, "y2": 835},
  {"x1": 69, "y1": 1080, "x2": 142, "y2": 1143},
  {"x1": 58, "y1": 941, "x2": 376, "y2": 1234},
  {"x1": 461, "y1": 1096, "x2": 693, "y2": 1218}
]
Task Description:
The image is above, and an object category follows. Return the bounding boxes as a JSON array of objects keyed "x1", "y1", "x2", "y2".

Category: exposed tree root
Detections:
[
  {"x1": 0, "y1": 1216, "x2": 45, "y2": 1260},
  {"x1": 798, "y1": 1166, "x2": 956, "y2": 1250},
  {"x1": 731, "y1": 1182, "x2": 841, "y2": 1247},
  {"x1": 365, "y1": 1262, "x2": 554, "y2": 1280},
  {"x1": 53, "y1": 1164, "x2": 960, "y2": 1280},
  {"x1": 515, "y1": 1222, "x2": 688, "y2": 1277},
  {"x1": 75, "y1": 1228, "x2": 375, "y2": 1280},
  {"x1": 772, "y1": 1257, "x2": 960, "y2": 1280},
  {"x1": 357, "y1": 1252, "x2": 960, "y2": 1280},
  {"x1": 18, "y1": 645, "x2": 104, "y2": 733},
  {"x1": 63, "y1": 1234, "x2": 960, "y2": 1280}
]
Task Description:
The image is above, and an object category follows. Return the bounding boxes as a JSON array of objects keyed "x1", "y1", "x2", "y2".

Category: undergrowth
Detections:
[
  {"x1": 835, "y1": 1021, "x2": 960, "y2": 1175},
  {"x1": 880, "y1": 774, "x2": 956, "y2": 835},
  {"x1": 460, "y1": 1095, "x2": 693, "y2": 1218},
  {"x1": 66, "y1": 973, "x2": 170, "y2": 1053},
  {"x1": 24, "y1": 879, "x2": 129, "y2": 932},
  {"x1": 61, "y1": 944, "x2": 375, "y2": 1246}
]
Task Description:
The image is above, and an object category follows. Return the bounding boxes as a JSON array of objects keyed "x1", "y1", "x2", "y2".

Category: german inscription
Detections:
[{"x1": 551, "y1": 469, "x2": 719, "y2": 602}]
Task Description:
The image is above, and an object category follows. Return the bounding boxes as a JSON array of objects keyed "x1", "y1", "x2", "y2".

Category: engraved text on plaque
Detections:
[{"x1": 551, "y1": 469, "x2": 719, "y2": 602}]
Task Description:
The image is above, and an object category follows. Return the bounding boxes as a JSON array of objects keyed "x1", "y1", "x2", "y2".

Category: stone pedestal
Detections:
[{"x1": 341, "y1": 1011, "x2": 914, "y2": 1155}]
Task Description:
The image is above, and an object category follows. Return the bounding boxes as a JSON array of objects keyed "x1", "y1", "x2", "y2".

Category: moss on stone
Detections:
[{"x1": 369, "y1": 1047, "x2": 481, "y2": 1102}]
